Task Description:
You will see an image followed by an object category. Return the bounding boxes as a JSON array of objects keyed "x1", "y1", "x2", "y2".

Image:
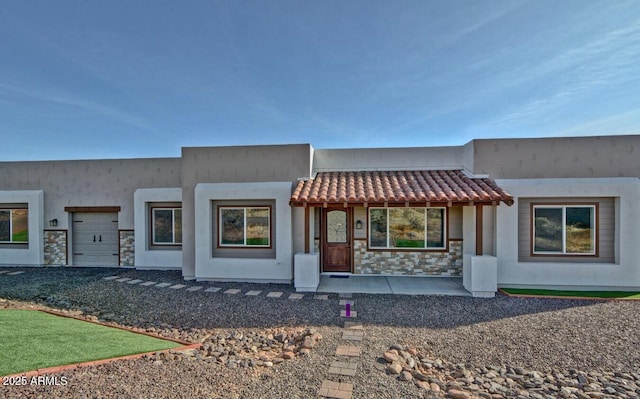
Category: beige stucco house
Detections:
[{"x1": 1, "y1": 135, "x2": 639, "y2": 296}]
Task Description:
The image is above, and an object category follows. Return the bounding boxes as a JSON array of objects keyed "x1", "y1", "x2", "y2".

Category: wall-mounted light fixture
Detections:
[
  {"x1": 355, "y1": 220, "x2": 363, "y2": 230},
  {"x1": 48, "y1": 219, "x2": 58, "y2": 227}
]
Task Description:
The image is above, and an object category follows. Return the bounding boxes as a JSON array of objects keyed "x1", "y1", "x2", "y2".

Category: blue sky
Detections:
[{"x1": 1, "y1": 0, "x2": 639, "y2": 161}]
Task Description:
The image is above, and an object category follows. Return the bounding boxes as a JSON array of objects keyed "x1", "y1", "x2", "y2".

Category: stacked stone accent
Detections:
[
  {"x1": 119, "y1": 230, "x2": 135, "y2": 266},
  {"x1": 353, "y1": 240, "x2": 462, "y2": 276},
  {"x1": 44, "y1": 231, "x2": 67, "y2": 265}
]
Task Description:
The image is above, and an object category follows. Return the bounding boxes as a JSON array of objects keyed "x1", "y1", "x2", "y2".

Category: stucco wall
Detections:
[
  {"x1": 0, "y1": 158, "x2": 181, "y2": 230},
  {"x1": 134, "y1": 188, "x2": 182, "y2": 270},
  {"x1": 473, "y1": 135, "x2": 640, "y2": 179},
  {"x1": 194, "y1": 182, "x2": 293, "y2": 283},
  {"x1": 314, "y1": 145, "x2": 470, "y2": 173},
  {"x1": 181, "y1": 144, "x2": 312, "y2": 279},
  {"x1": 495, "y1": 178, "x2": 640, "y2": 289},
  {"x1": 0, "y1": 190, "x2": 44, "y2": 265}
]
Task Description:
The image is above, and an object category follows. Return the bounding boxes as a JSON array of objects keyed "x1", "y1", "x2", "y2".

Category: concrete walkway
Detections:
[{"x1": 316, "y1": 275, "x2": 470, "y2": 296}]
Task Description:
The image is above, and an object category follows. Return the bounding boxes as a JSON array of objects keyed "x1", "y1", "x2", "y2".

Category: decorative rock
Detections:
[
  {"x1": 301, "y1": 336, "x2": 315, "y2": 349},
  {"x1": 412, "y1": 370, "x2": 429, "y2": 381},
  {"x1": 281, "y1": 351, "x2": 295, "y2": 360},
  {"x1": 399, "y1": 370, "x2": 413, "y2": 381},
  {"x1": 386, "y1": 363, "x2": 402, "y2": 375},
  {"x1": 448, "y1": 389, "x2": 472, "y2": 399},
  {"x1": 383, "y1": 351, "x2": 399, "y2": 363}
]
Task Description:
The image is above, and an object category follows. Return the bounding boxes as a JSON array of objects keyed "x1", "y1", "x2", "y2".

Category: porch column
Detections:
[
  {"x1": 304, "y1": 206, "x2": 310, "y2": 253},
  {"x1": 476, "y1": 205, "x2": 483, "y2": 255}
]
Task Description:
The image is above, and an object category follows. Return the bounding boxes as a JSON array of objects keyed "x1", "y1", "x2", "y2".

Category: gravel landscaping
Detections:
[{"x1": 1, "y1": 267, "x2": 640, "y2": 398}]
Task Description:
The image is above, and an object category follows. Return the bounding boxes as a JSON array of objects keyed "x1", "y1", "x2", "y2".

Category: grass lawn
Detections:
[
  {"x1": 501, "y1": 288, "x2": 640, "y2": 300},
  {"x1": 0, "y1": 310, "x2": 183, "y2": 376}
]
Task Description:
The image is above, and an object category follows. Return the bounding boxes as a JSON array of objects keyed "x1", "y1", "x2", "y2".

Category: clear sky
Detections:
[{"x1": 1, "y1": 0, "x2": 639, "y2": 161}]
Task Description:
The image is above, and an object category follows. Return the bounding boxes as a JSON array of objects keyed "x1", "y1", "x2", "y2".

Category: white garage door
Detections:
[{"x1": 72, "y1": 212, "x2": 119, "y2": 266}]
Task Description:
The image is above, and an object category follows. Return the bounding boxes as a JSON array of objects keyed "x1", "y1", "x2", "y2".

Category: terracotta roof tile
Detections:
[{"x1": 290, "y1": 170, "x2": 513, "y2": 206}]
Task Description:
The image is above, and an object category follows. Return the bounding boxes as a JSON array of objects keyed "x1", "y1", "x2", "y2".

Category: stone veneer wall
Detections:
[
  {"x1": 353, "y1": 239, "x2": 462, "y2": 276},
  {"x1": 44, "y1": 230, "x2": 67, "y2": 265},
  {"x1": 119, "y1": 230, "x2": 135, "y2": 266}
]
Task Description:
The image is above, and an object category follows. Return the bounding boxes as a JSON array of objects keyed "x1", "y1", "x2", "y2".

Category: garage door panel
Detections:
[{"x1": 72, "y1": 212, "x2": 119, "y2": 266}]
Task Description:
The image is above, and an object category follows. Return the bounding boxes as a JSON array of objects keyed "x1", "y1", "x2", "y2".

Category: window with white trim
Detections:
[
  {"x1": 533, "y1": 204, "x2": 595, "y2": 255},
  {"x1": 152, "y1": 208, "x2": 182, "y2": 245},
  {"x1": 219, "y1": 207, "x2": 270, "y2": 247},
  {"x1": 369, "y1": 207, "x2": 445, "y2": 249},
  {"x1": 0, "y1": 208, "x2": 28, "y2": 243}
]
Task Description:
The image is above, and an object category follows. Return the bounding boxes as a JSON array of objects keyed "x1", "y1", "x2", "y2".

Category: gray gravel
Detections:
[{"x1": 1, "y1": 267, "x2": 640, "y2": 399}]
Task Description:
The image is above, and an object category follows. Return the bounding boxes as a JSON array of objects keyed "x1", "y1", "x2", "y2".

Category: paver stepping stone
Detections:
[
  {"x1": 341, "y1": 331, "x2": 364, "y2": 342},
  {"x1": 186, "y1": 286, "x2": 203, "y2": 292},
  {"x1": 314, "y1": 294, "x2": 329, "y2": 300},
  {"x1": 266, "y1": 291, "x2": 283, "y2": 298},
  {"x1": 0, "y1": 270, "x2": 9, "y2": 274},
  {"x1": 318, "y1": 380, "x2": 353, "y2": 399},
  {"x1": 338, "y1": 299, "x2": 354, "y2": 306},
  {"x1": 7, "y1": 271, "x2": 25, "y2": 275},
  {"x1": 340, "y1": 310, "x2": 357, "y2": 318},
  {"x1": 338, "y1": 293, "x2": 352, "y2": 298},
  {"x1": 102, "y1": 275, "x2": 119, "y2": 280},
  {"x1": 140, "y1": 281, "x2": 157, "y2": 286},
  {"x1": 335, "y1": 345, "x2": 361, "y2": 357},
  {"x1": 245, "y1": 290, "x2": 262, "y2": 296},
  {"x1": 155, "y1": 283, "x2": 172, "y2": 288},
  {"x1": 205, "y1": 287, "x2": 221, "y2": 292},
  {"x1": 115, "y1": 277, "x2": 132, "y2": 282},
  {"x1": 344, "y1": 321, "x2": 363, "y2": 330},
  {"x1": 328, "y1": 360, "x2": 357, "y2": 376},
  {"x1": 224, "y1": 289, "x2": 241, "y2": 295},
  {"x1": 127, "y1": 279, "x2": 144, "y2": 284},
  {"x1": 169, "y1": 284, "x2": 187, "y2": 289},
  {"x1": 288, "y1": 293, "x2": 304, "y2": 300}
]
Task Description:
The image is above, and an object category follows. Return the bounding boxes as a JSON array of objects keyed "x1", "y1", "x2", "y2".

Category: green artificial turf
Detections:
[
  {"x1": 501, "y1": 288, "x2": 640, "y2": 299},
  {"x1": 0, "y1": 310, "x2": 182, "y2": 376}
]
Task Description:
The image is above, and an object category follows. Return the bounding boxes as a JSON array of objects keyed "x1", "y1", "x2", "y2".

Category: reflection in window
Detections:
[
  {"x1": 0, "y1": 209, "x2": 28, "y2": 243},
  {"x1": 369, "y1": 207, "x2": 446, "y2": 249},
  {"x1": 533, "y1": 205, "x2": 595, "y2": 255},
  {"x1": 220, "y1": 207, "x2": 270, "y2": 247},
  {"x1": 152, "y1": 208, "x2": 182, "y2": 245}
]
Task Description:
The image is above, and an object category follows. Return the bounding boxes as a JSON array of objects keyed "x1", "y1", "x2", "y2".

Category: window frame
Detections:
[
  {"x1": 150, "y1": 207, "x2": 182, "y2": 246},
  {"x1": 530, "y1": 203, "x2": 598, "y2": 257},
  {"x1": 0, "y1": 207, "x2": 29, "y2": 244},
  {"x1": 367, "y1": 206, "x2": 447, "y2": 251},
  {"x1": 218, "y1": 205, "x2": 272, "y2": 249}
]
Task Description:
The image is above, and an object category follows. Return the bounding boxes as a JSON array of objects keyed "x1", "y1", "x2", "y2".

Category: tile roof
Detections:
[{"x1": 290, "y1": 170, "x2": 513, "y2": 206}]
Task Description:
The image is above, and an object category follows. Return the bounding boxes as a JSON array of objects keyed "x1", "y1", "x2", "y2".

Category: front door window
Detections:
[{"x1": 326, "y1": 210, "x2": 347, "y2": 243}]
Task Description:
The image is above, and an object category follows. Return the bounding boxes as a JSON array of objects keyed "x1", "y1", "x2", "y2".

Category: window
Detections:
[
  {"x1": 0, "y1": 209, "x2": 28, "y2": 243},
  {"x1": 369, "y1": 207, "x2": 445, "y2": 249},
  {"x1": 533, "y1": 204, "x2": 596, "y2": 255},
  {"x1": 219, "y1": 207, "x2": 270, "y2": 247},
  {"x1": 152, "y1": 208, "x2": 182, "y2": 245}
]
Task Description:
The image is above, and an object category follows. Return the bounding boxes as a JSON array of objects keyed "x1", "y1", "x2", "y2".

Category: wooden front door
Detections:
[{"x1": 322, "y1": 208, "x2": 352, "y2": 272}]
